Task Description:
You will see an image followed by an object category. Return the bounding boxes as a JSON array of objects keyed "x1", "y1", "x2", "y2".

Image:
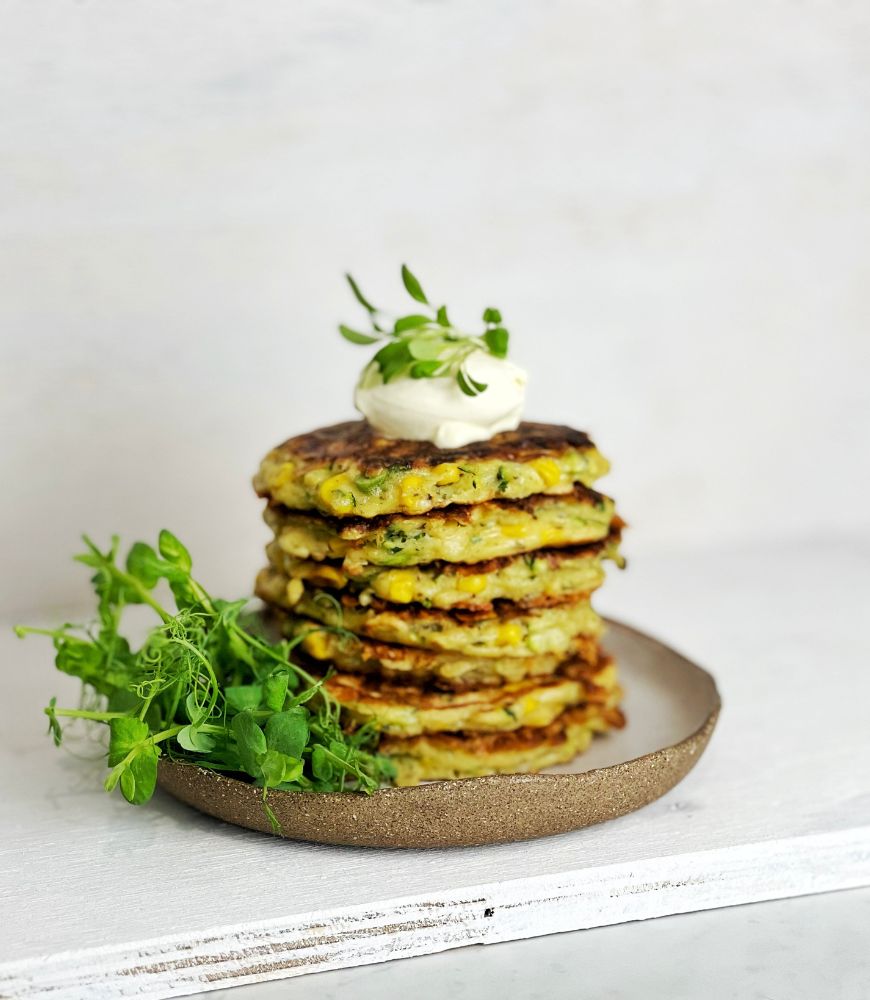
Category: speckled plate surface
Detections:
[{"x1": 158, "y1": 620, "x2": 720, "y2": 848}]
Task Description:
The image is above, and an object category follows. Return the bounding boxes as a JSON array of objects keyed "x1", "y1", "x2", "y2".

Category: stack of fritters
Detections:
[{"x1": 254, "y1": 421, "x2": 625, "y2": 785}]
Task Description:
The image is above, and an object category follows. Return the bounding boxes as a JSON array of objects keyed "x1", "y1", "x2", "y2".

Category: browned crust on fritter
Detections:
[
  {"x1": 324, "y1": 653, "x2": 615, "y2": 710},
  {"x1": 265, "y1": 481, "x2": 612, "y2": 537},
  {"x1": 299, "y1": 635, "x2": 600, "y2": 691},
  {"x1": 380, "y1": 703, "x2": 627, "y2": 755},
  {"x1": 261, "y1": 420, "x2": 596, "y2": 479},
  {"x1": 326, "y1": 672, "x2": 566, "y2": 711},
  {"x1": 265, "y1": 607, "x2": 602, "y2": 690},
  {"x1": 295, "y1": 632, "x2": 602, "y2": 687},
  {"x1": 270, "y1": 522, "x2": 623, "y2": 578}
]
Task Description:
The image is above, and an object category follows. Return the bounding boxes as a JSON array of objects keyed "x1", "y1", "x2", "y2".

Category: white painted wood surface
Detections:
[
  {"x1": 1, "y1": 540, "x2": 868, "y2": 997},
  {"x1": 222, "y1": 888, "x2": 870, "y2": 1000}
]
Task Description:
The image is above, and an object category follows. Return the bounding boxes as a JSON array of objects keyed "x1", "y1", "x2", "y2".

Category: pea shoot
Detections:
[
  {"x1": 339, "y1": 264, "x2": 510, "y2": 396},
  {"x1": 15, "y1": 532, "x2": 395, "y2": 826}
]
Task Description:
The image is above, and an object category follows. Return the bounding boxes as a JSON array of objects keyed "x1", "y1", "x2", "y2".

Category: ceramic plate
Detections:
[{"x1": 157, "y1": 620, "x2": 720, "y2": 848}]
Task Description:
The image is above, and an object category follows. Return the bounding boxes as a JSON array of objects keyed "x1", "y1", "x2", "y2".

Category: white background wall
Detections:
[{"x1": 2, "y1": 1, "x2": 868, "y2": 617}]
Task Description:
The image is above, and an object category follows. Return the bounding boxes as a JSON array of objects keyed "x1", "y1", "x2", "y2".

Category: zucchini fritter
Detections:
[
  {"x1": 264, "y1": 484, "x2": 615, "y2": 572},
  {"x1": 325, "y1": 655, "x2": 619, "y2": 736},
  {"x1": 381, "y1": 703, "x2": 627, "y2": 785},
  {"x1": 255, "y1": 420, "x2": 609, "y2": 518},
  {"x1": 257, "y1": 568, "x2": 603, "y2": 656},
  {"x1": 265, "y1": 524, "x2": 623, "y2": 611},
  {"x1": 279, "y1": 614, "x2": 601, "y2": 690}
]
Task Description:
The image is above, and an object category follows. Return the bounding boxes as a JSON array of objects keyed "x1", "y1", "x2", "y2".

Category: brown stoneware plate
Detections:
[{"x1": 158, "y1": 620, "x2": 720, "y2": 848}]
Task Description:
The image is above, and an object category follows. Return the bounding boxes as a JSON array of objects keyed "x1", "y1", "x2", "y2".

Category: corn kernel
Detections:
[
  {"x1": 284, "y1": 578, "x2": 304, "y2": 605},
  {"x1": 529, "y1": 458, "x2": 562, "y2": 487},
  {"x1": 457, "y1": 574, "x2": 487, "y2": 595},
  {"x1": 319, "y1": 472, "x2": 356, "y2": 513},
  {"x1": 540, "y1": 526, "x2": 566, "y2": 546},
  {"x1": 271, "y1": 462, "x2": 296, "y2": 488},
  {"x1": 401, "y1": 473, "x2": 426, "y2": 492},
  {"x1": 500, "y1": 522, "x2": 528, "y2": 539},
  {"x1": 497, "y1": 622, "x2": 524, "y2": 645},
  {"x1": 385, "y1": 571, "x2": 416, "y2": 604},
  {"x1": 304, "y1": 631, "x2": 330, "y2": 660},
  {"x1": 399, "y1": 474, "x2": 429, "y2": 513},
  {"x1": 434, "y1": 463, "x2": 461, "y2": 486}
]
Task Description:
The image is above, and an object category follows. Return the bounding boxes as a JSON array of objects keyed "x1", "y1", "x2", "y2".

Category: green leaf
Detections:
[
  {"x1": 225, "y1": 684, "x2": 262, "y2": 712},
  {"x1": 167, "y1": 578, "x2": 200, "y2": 611},
  {"x1": 118, "y1": 745, "x2": 159, "y2": 805},
  {"x1": 373, "y1": 340, "x2": 413, "y2": 383},
  {"x1": 483, "y1": 327, "x2": 509, "y2": 358},
  {"x1": 407, "y1": 336, "x2": 444, "y2": 361},
  {"x1": 176, "y1": 725, "x2": 216, "y2": 753},
  {"x1": 436, "y1": 305, "x2": 450, "y2": 327},
  {"x1": 263, "y1": 671, "x2": 290, "y2": 713},
  {"x1": 231, "y1": 711, "x2": 267, "y2": 777},
  {"x1": 158, "y1": 530, "x2": 192, "y2": 572},
  {"x1": 125, "y1": 543, "x2": 163, "y2": 589},
  {"x1": 456, "y1": 368, "x2": 488, "y2": 396},
  {"x1": 107, "y1": 688, "x2": 140, "y2": 713},
  {"x1": 401, "y1": 264, "x2": 429, "y2": 305},
  {"x1": 259, "y1": 749, "x2": 304, "y2": 788},
  {"x1": 482, "y1": 307, "x2": 502, "y2": 324},
  {"x1": 311, "y1": 744, "x2": 334, "y2": 782},
  {"x1": 258, "y1": 749, "x2": 287, "y2": 787},
  {"x1": 120, "y1": 768, "x2": 136, "y2": 801},
  {"x1": 73, "y1": 552, "x2": 104, "y2": 570},
  {"x1": 265, "y1": 708, "x2": 310, "y2": 758},
  {"x1": 410, "y1": 360, "x2": 442, "y2": 379},
  {"x1": 345, "y1": 273, "x2": 377, "y2": 313},
  {"x1": 55, "y1": 639, "x2": 103, "y2": 679},
  {"x1": 185, "y1": 691, "x2": 206, "y2": 725},
  {"x1": 107, "y1": 716, "x2": 159, "y2": 805},
  {"x1": 393, "y1": 314, "x2": 432, "y2": 334},
  {"x1": 108, "y1": 716, "x2": 150, "y2": 767},
  {"x1": 339, "y1": 325, "x2": 380, "y2": 345},
  {"x1": 286, "y1": 675, "x2": 327, "y2": 707}
]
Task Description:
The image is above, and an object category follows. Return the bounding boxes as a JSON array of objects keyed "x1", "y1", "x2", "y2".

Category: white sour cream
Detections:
[{"x1": 354, "y1": 350, "x2": 527, "y2": 448}]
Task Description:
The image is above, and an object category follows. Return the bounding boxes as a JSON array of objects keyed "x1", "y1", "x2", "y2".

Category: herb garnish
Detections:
[
  {"x1": 15, "y1": 532, "x2": 394, "y2": 822},
  {"x1": 339, "y1": 264, "x2": 510, "y2": 397}
]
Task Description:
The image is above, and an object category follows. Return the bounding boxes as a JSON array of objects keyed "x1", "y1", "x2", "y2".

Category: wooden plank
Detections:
[
  {"x1": 1, "y1": 830, "x2": 868, "y2": 999},
  {"x1": 0, "y1": 827, "x2": 870, "y2": 1000}
]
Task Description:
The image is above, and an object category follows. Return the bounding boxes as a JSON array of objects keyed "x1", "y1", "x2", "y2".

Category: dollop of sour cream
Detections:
[{"x1": 355, "y1": 350, "x2": 528, "y2": 448}]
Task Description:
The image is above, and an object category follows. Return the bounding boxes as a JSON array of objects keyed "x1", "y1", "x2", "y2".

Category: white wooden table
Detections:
[
  {"x1": 2, "y1": 538, "x2": 868, "y2": 998},
  {"x1": 223, "y1": 887, "x2": 870, "y2": 1000}
]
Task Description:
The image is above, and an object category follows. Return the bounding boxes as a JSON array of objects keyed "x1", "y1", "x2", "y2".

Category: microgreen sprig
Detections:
[
  {"x1": 339, "y1": 264, "x2": 510, "y2": 396},
  {"x1": 15, "y1": 531, "x2": 395, "y2": 822}
]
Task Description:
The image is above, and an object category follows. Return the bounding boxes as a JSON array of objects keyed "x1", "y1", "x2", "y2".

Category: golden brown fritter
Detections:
[
  {"x1": 264, "y1": 484, "x2": 616, "y2": 572},
  {"x1": 257, "y1": 567, "x2": 603, "y2": 656},
  {"x1": 265, "y1": 522, "x2": 624, "y2": 611},
  {"x1": 324, "y1": 655, "x2": 619, "y2": 736},
  {"x1": 277, "y1": 613, "x2": 602, "y2": 691},
  {"x1": 381, "y1": 702, "x2": 627, "y2": 785},
  {"x1": 255, "y1": 420, "x2": 610, "y2": 518}
]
